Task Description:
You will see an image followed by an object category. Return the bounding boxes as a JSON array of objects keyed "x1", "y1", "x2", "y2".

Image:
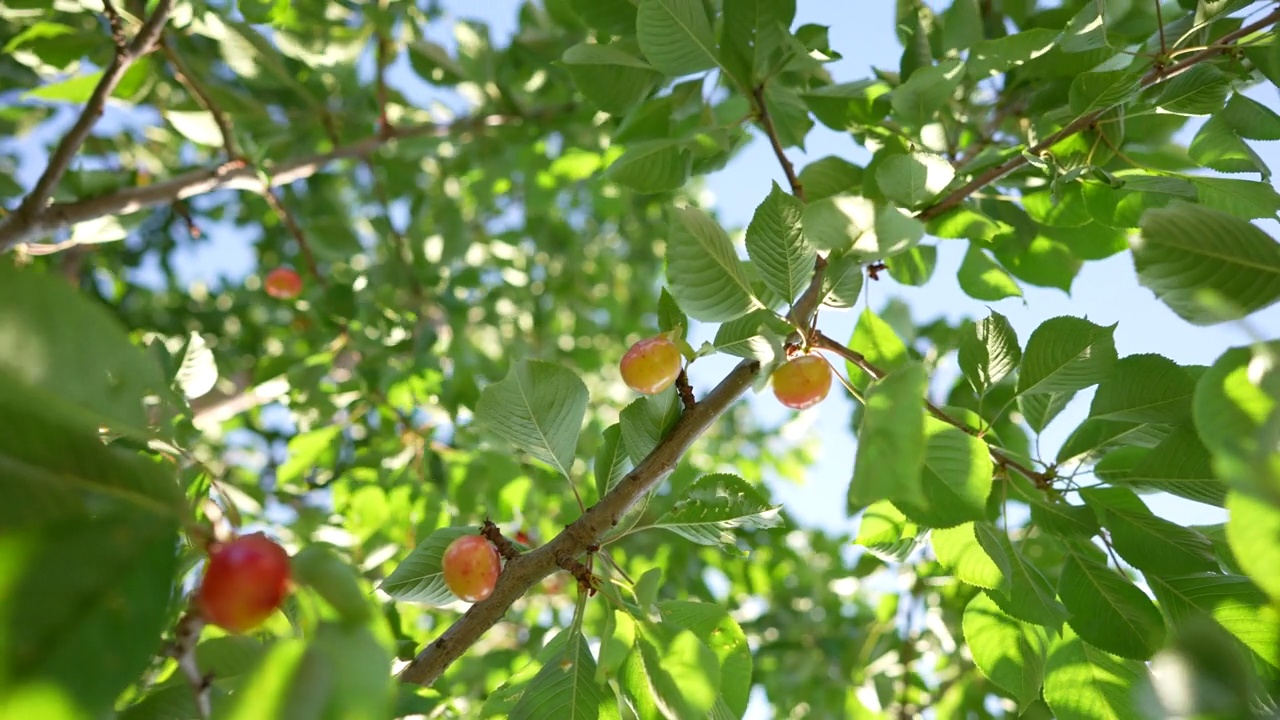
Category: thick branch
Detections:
[
  {"x1": 4, "y1": 0, "x2": 173, "y2": 231},
  {"x1": 396, "y1": 359, "x2": 761, "y2": 687},
  {"x1": 918, "y1": 6, "x2": 1280, "y2": 222},
  {"x1": 0, "y1": 105, "x2": 575, "y2": 251}
]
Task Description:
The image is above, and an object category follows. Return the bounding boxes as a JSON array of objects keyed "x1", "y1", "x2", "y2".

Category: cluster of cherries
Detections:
[
  {"x1": 201, "y1": 273, "x2": 833, "y2": 624},
  {"x1": 620, "y1": 333, "x2": 832, "y2": 409}
]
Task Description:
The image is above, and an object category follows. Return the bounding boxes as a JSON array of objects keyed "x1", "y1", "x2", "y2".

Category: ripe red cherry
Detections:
[
  {"x1": 620, "y1": 335, "x2": 682, "y2": 395},
  {"x1": 442, "y1": 535, "x2": 501, "y2": 602},
  {"x1": 264, "y1": 267, "x2": 303, "y2": 299},
  {"x1": 197, "y1": 533, "x2": 292, "y2": 633},
  {"x1": 772, "y1": 354, "x2": 833, "y2": 409}
]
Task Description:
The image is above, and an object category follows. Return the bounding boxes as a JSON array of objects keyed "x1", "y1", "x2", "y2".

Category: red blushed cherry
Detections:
[
  {"x1": 772, "y1": 354, "x2": 833, "y2": 410},
  {"x1": 620, "y1": 335, "x2": 682, "y2": 395},
  {"x1": 197, "y1": 533, "x2": 292, "y2": 633},
  {"x1": 264, "y1": 267, "x2": 303, "y2": 299},
  {"x1": 442, "y1": 535, "x2": 501, "y2": 603}
]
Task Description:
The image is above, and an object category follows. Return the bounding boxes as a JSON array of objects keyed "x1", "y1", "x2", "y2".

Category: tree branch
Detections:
[
  {"x1": 0, "y1": 104, "x2": 576, "y2": 252},
  {"x1": 918, "y1": 6, "x2": 1280, "y2": 222},
  {"x1": 396, "y1": 359, "x2": 761, "y2": 687},
  {"x1": 3, "y1": 0, "x2": 173, "y2": 234}
]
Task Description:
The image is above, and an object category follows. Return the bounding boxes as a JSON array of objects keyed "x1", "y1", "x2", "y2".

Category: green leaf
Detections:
[
  {"x1": 595, "y1": 424, "x2": 634, "y2": 499},
  {"x1": 1019, "y1": 391, "x2": 1076, "y2": 434},
  {"x1": 1058, "y1": 419, "x2": 1169, "y2": 464},
  {"x1": 476, "y1": 360, "x2": 589, "y2": 480},
  {"x1": 1059, "y1": 550, "x2": 1165, "y2": 660},
  {"x1": 978, "y1": 529, "x2": 1069, "y2": 627},
  {"x1": 1135, "y1": 201, "x2": 1280, "y2": 325},
  {"x1": 1193, "y1": 343, "x2": 1279, "y2": 495},
  {"x1": 1189, "y1": 176, "x2": 1280, "y2": 220},
  {"x1": 1080, "y1": 487, "x2": 1218, "y2": 576},
  {"x1": 165, "y1": 111, "x2": 225, "y2": 147},
  {"x1": 849, "y1": 363, "x2": 928, "y2": 512},
  {"x1": 712, "y1": 309, "x2": 788, "y2": 363},
  {"x1": 22, "y1": 60, "x2": 152, "y2": 103},
  {"x1": 803, "y1": 80, "x2": 891, "y2": 131},
  {"x1": 510, "y1": 631, "x2": 614, "y2": 720},
  {"x1": 0, "y1": 264, "x2": 170, "y2": 438},
  {"x1": 656, "y1": 601, "x2": 752, "y2": 717},
  {"x1": 797, "y1": 156, "x2": 862, "y2": 202},
  {"x1": 665, "y1": 207, "x2": 761, "y2": 322},
  {"x1": 1058, "y1": 1, "x2": 1108, "y2": 53},
  {"x1": 1069, "y1": 71, "x2": 1142, "y2": 115},
  {"x1": 865, "y1": 204, "x2": 925, "y2": 260},
  {"x1": 957, "y1": 244, "x2": 1022, "y2": 301},
  {"x1": 876, "y1": 152, "x2": 955, "y2": 208},
  {"x1": 653, "y1": 473, "x2": 783, "y2": 550},
  {"x1": 596, "y1": 610, "x2": 637, "y2": 686},
  {"x1": 1155, "y1": 64, "x2": 1231, "y2": 116},
  {"x1": 1221, "y1": 93, "x2": 1280, "y2": 141},
  {"x1": 884, "y1": 245, "x2": 936, "y2": 286},
  {"x1": 896, "y1": 416, "x2": 993, "y2": 529},
  {"x1": 854, "y1": 501, "x2": 927, "y2": 563},
  {"x1": 620, "y1": 386, "x2": 683, "y2": 465},
  {"x1": 818, "y1": 253, "x2": 865, "y2": 309},
  {"x1": 1043, "y1": 627, "x2": 1147, "y2": 720},
  {"x1": 1016, "y1": 316, "x2": 1118, "y2": 396},
  {"x1": 1226, "y1": 491, "x2": 1280, "y2": 603},
  {"x1": 607, "y1": 140, "x2": 692, "y2": 193},
  {"x1": 634, "y1": 621, "x2": 721, "y2": 720},
  {"x1": 802, "y1": 195, "x2": 871, "y2": 253},
  {"x1": 276, "y1": 425, "x2": 342, "y2": 488},
  {"x1": 966, "y1": 29, "x2": 1057, "y2": 79},
  {"x1": 1189, "y1": 114, "x2": 1269, "y2": 177},
  {"x1": 890, "y1": 59, "x2": 965, "y2": 127},
  {"x1": 0, "y1": 403, "x2": 180, "y2": 719},
  {"x1": 958, "y1": 311, "x2": 1021, "y2": 395},
  {"x1": 1089, "y1": 354, "x2": 1196, "y2": 424},
  {"x1": 932, "y1": 522, "x2": 1009, "y2": 590},
  {"x1": 379, "y1": 526, "x2": 474, "y2": 604},
  {"x1": 1105, "y1": 426, "x2": 1226, "y2": 507},
  {"x1": 963, "y1": 592, "x2": 1049, "y2": 706},
  {"x1": 941, "y1": 0, "x2": 982, "y2": 53},
  {"x1": 559, "y1": 42, "x2": 662, "y2": 115},
  {"x1": 657, "y1": 289, "x2": 689, "y2": 340},
  {"x1": 744, "y1": 183, "x2": 816, "y2": 304},
  {"x1": 291, "y1": 545, "x2": 373, "y2": 624},
  {"x1": 174, "y1": 331, "x2": 218, "y2": 401},
  {"x1": 844, "y1": 307, "x2": 909, "y2": 392},
  {"x1": 636, "y1": 0, "x2": 719, "y2": 77},
  {"x1": 1147, "y1": 573, "x2": 1280, "y2": 669},
  {"x1": 719, "y1": 0, "x2": 795, "y2": 89},
  {"x1": 993, "y1": 233, "x2": 1081, "y2": 292}
]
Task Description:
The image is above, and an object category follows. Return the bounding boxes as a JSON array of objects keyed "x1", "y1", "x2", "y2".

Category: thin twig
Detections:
[
  {"x1": 811, "y1": 331, "x2": 1053, "y2": 488},
  {"x1": 916, "y1": 6, "x2": 1280, "y2": 223},
  {"x1": 0, "y1": 104, "x2": 577, "y2": 251},
  {"x1": 159, "y1": 39, "x2": 327, "y2": 287},
  {"x1": 166, "y1": 610, "x2": 211, "y2": 719},
  {"x1": 5, "y1": 0, "x2": 174, "y2": 230},
  {"x1": 1155, "y1": 0, "x2": 1167, "y2": 58},
  {"x1": 751, "y1": 85, "x2": 804, "y2": 201},
  {"x1": 397, "y1": 360, "x2": 761, "y2": 687}
]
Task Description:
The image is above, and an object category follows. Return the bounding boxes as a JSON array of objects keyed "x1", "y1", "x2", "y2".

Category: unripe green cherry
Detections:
[
  {"x1": 772, "y1": 354, "x2": 832, "y2": 410},
  {"x1": 442, "y1": 535, "x2": 501, "y2": 602},
  {"x1": 620, "y1": 335, "x2": 682, "y2": 395}
]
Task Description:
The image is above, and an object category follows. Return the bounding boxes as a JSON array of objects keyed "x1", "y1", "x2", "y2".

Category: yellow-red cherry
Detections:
[
  {"x1": 772, "y1": 354, "x2": 832, "y2": 410},
  {"x1": 264, "y1": 267, "x2": 303, "y2": 299},
  {"x1": 197, "y1": 533, "x2": 292, "y2": 633},
  {"x1": 442, "y1": 535, "x2": 501, "y2": 603},
  {"x1": 620, "y1": 335, "x2": 682, "y2": 395}
]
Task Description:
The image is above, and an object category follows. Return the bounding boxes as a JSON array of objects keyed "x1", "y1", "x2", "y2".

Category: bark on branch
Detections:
[
  {"x1": 396, "y1": 359, "x2": 761, "y2": 687},
  {"x1": 0, "y1": 104, "x2": 575, "y2": 252},
  {"x1": 0, "y1": 0, "x2": 174, "y2": 244}
]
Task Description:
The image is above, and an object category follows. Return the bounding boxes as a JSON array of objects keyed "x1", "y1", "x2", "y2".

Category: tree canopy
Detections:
[{"x1": 2, "y1": 0, "x2": 1280, "y2": 718}]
